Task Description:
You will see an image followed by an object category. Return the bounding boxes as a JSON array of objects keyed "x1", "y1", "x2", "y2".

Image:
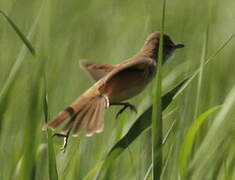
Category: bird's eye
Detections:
[{"x1": 166, "y1": 43, "x2": 174, "y2": 49}]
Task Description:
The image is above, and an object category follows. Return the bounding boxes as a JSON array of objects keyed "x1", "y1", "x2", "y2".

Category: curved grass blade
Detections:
[
  {"x1": 95, "y1": 78, "x2": 188, "y2": 179},
  {"x1": 0, "y1": 9, "x2": 36, "y2": 55},
  {"x1": 189, "y1": 83, "x2": 235, "y2": 177},
  {"x1": 179, "y1": 105, "x2": 221, "y2": 180},
  {"x1": 43, "y1": 76, "x2": 58, "y2": 180}
]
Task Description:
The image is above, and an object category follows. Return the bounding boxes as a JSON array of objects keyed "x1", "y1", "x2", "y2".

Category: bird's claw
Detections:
[
  {"x1": 52, "y1": 132, "x2": 69, "y2": 153},
  {"x1": 116, "y1": 103, "x2": 137, "y2": 119}
]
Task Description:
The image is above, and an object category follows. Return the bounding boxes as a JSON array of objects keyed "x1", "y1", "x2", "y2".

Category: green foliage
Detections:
[
  {"x1": 43, "y1": 76, "x2": 59, "y2": 180},
  {"x1": 179, "y1": 105, "x2": 221, "y2": 179},
  {"x1": 151, "y1": 0, "x2": 166, "y2": 179},
  {"x1": 0, "y1": 10, "x2": 36, "y2": 55},
  {"x1": 1, "y1": 0, "x2": 235, "y2": 180}
]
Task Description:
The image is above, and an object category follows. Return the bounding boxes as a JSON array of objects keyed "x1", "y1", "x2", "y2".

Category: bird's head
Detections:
[{"x1": 142, "y1": 32, "x2": 184, "y2": 63}]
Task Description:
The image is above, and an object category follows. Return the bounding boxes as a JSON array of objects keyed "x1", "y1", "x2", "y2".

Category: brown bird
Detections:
[{"x1": 43, "y1": 32, "x2": 184, "y2": 149}]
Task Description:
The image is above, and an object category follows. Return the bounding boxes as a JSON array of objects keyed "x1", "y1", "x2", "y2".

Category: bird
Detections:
[{"x1": 43, "y1": 32, "x2": 184, "y2": 150}]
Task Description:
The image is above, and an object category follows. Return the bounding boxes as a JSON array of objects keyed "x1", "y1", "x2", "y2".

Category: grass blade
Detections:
[
  {"x1": 143, "y1": 163, "x2": 152, "y2": 180},
  {"x1": 160, "y1": 144, "x2": 174, "y2": 180},
  {"x1": 179, "y1": 105, "x2": 221, "y2": 179},
  {"x1": 0, "y1": 9, "x2": 36, "y2": 55},
  {"x1": 193, "y1": 29, "x2": 208, "y2": 119},
  {"x1": 18, "y1": 75, "x2": 42, "y2": 180},
  {"x1": 0, "y1": 8, "x2": 41, "y2": 100},
  {"x1": 194, "y1": 0, "x2": 215, "y2": 120},
  {"x1": 151, "y1": 0, "x2": 166, "y2": 179},
  {"x1": 43, "y1": 76, "x2": 58, "y2": 180}
]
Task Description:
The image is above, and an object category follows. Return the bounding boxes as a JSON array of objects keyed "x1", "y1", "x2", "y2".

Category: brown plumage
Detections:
[{"x1": 43, "y1": 32, "x2": 184, "y2": 138}]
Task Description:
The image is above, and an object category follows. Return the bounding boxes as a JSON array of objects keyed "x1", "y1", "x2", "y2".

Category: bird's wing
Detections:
[
  {"x1": 100, "y1": 57, "x2": 155, "y2": 89},
  {"x1": 80, "y1": 60, "x2": 117, "y2": 81}
]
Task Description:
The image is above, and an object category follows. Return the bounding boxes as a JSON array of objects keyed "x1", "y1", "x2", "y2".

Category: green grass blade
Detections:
[
  {"x1": 194, "y1": 0, "x2": 214, "y2": 120},
  {"x1": 43, "y1": 76, "x2": 58, "y2": 180},
  {"x1": 0, "y1": 9, "x2": 36, "y2": 55},
  {"x1": 46, "y1": 129, "x2": 58, "y2": 180},
  {"x1": 143, "y1": 163, "x2": 152, "y2": 180},
  {"x1": 179, "y1": 105, "x2": 221, "y2": 179},
  {"x1": 162, "y1": 118, "x2": 176, "y2": 145},
  {"x1": 0, "y1": 8, "x2": 41, "y2": 102},
  {"x1": 151, "y1": 0, "x2": 166, "y2": 179},
  {"x1": 193, "y1": 30, "x2": 208, "y2": 119},
  {"x1": 18, "y1": 75, "x2": 42, "y2": 180},
  {"x1": 160, "y1": 144, "x2": 174, "y2": 180}
]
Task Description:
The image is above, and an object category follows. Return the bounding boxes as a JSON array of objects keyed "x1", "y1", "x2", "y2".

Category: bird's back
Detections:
[{"x1": 98, "y1": 57, "x2": 156, "y2": 102}]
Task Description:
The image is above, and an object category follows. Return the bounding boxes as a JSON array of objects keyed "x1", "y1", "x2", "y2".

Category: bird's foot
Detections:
[
  {"x1": 110, "y1": 102, "x2": 137, "y2": 119},
  {"x1": 53, "y1": 131, "x2": 70, "y2": 153}
]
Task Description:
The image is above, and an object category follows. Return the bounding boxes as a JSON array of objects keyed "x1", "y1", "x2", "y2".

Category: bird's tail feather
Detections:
[{"x1": 43, "y1": 95, "x2": 108, "y2": 137}]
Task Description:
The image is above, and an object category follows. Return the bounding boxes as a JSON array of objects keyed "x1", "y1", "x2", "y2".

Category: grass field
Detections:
[{"x1": 1, "y1": 0, "x2": 235, "y2": 180}]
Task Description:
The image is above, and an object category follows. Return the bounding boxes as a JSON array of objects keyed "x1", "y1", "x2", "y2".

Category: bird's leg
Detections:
[
  {"x1": 53, "y1": 128, "x2": 72, "y2": 153},
  {"x1": 110, "y1": 102, "x2": 137, "y2": 118}
]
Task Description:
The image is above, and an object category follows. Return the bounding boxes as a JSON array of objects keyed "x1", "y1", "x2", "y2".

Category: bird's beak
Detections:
[{"x1": 174, "y1": 43, "x2": 184, "y2": 49}]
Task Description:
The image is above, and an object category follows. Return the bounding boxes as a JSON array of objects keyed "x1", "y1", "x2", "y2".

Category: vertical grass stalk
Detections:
[
  {"x1": 193, "y1": 0, "x2": 214, "y2": 120},
  {"x1": 151, "y1": 0, "x2": 166, "y2": 179},
  {"x1": 43, "y1": 75, "x2": 58, "y2": 180}
]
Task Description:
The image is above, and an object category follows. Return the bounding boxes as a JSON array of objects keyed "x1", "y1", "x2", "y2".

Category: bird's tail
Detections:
[{"x1": 43, "y1": 95, "x2": 108, "y2": 137}]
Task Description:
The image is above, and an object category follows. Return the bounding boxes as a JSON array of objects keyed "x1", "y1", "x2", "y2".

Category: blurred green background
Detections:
[{"x1": 1, "y1": 0, "x2": 235, "y2": 179}]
